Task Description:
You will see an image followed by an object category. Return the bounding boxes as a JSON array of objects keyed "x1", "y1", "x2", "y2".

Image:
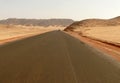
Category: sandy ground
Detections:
[
  {"x1": 0, "y1": 24, "x2": 65, "y2": 44},
  {"x1": 67, "y1": 31, "x2": 120, "y2": 61},
  {"x1": 74, "y1": 26, "x2": 120, "y2": 46}
]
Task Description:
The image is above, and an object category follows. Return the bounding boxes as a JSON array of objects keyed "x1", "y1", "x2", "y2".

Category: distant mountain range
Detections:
[
  {"x1": 0, "y1": 18, "x2": 74, "y2": 27},
  {"x1": 64, "y1": 16, "x2": 120, "y2": 31}
]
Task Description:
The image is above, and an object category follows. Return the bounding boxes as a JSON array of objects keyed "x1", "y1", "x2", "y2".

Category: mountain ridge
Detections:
[{"x1": 0, "y1": 18, "x2": 74, "y2": 27}]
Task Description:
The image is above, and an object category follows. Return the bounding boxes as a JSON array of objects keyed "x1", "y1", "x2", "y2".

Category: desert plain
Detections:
[{"x1": 0, "y1": 24, "x2": 65, "y2": 44}]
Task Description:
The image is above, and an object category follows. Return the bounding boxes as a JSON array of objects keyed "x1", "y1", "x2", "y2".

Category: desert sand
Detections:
[
  {"x1": 0, "y1": 24, "x2": 65, "y2": 44},
  {"x1": 74, "y1": 26, "x2": 120, "y2": 46}
]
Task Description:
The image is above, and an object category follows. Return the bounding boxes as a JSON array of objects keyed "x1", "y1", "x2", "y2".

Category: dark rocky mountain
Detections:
[
  {"x1": 0, "y1": 18, "x2": 74, "y2": 27},
  {"x1": 64, "y1": 16, "x2": 120, "y2": 31}
]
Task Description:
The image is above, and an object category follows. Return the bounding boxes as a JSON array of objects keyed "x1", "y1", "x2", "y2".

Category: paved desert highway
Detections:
[{"x1": 0, "y1": 30, "x2": 120, "y2": 83}]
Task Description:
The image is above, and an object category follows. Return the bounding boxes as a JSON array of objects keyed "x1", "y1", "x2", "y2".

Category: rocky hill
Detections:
[
  {"x1": 0, "y1": 18, "x2": 74, "y2": 27},
  {"x1": 64, "y1": 16, "x2": 120, "y2": 31}
]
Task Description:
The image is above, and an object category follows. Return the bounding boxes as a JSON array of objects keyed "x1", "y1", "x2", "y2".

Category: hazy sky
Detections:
[{"x1": 0, "y1": 0, "x2": 120, "y2": 20}]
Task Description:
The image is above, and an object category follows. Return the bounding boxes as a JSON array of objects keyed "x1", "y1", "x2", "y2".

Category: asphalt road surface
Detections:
[{"x1": 0, "y1": 30, "x2": 120, "y2": 83}]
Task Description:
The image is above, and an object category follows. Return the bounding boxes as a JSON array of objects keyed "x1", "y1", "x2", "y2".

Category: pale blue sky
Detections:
[{"x1": 0, "y1": 0, "x2": 120, "y2": 20}]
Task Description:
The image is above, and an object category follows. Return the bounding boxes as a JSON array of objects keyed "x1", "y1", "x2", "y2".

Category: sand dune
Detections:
[{"x1": 64, "y1": 16, "x2": 120, "y2": 31}]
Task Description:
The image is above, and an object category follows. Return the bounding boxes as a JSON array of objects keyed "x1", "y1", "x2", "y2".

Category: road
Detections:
[{"x1": 0, "y1": 30, "x2": 120, "y2": 83}]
